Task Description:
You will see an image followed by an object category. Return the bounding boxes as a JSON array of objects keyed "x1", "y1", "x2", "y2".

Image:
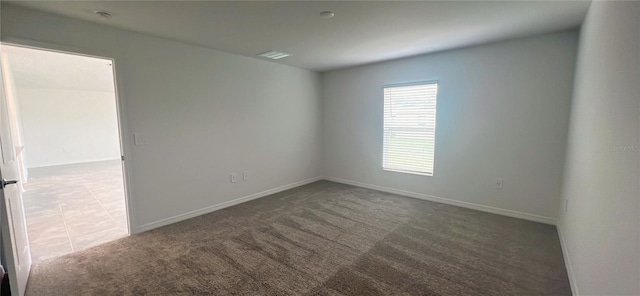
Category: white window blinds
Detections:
[{"x1": 383, "y1": 82, "x2": 438, "y2": 176}]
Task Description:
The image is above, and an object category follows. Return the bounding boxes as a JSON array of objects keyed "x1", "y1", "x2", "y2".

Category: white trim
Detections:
[
  {"x1": 26, "y1": 158, "x2": 122, "y2": 170},
  {"x1": 322, "y1": 176, "x2": 556, "y2": 225},
  {"x1": 135, "y1": 174, "x2": 557, "y2": 237},
  {"x1": 135, "y1": 177, "x2": 322, "y2": 233},
  {"x1": 557, "y1": 224, "x2": 579, "y2": 296}
]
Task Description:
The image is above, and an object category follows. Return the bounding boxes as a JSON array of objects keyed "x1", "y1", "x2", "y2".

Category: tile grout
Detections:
[
  {"x1": 23, "y1": 160, "x2": 127, "y2": 262},
  {"x1": 58, "y1": 203, "x2": 75, "y2": 253},
  {"x1": 85, "y1": 180, "x2": 121, "y2": 228}
]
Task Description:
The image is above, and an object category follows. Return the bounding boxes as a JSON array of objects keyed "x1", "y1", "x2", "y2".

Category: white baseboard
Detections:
[
  {"x1": 28, "y1": 158, "x2": 121, "y2": 169},
  {"x1": 556, "y1": 224, "x2": 579, "y2": 296},
  {"x1": 134, "y1": 176, "x2": 322, "y2": 233},
  {"x1": 134, "y1": 175, "x2": 556, "y2": 233},
  {"x1": 322, "y1": 176, "x2": 556, "y2": 225}
]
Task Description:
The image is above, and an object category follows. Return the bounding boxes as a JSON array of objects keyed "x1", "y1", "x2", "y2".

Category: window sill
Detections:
[{"x1": 383, "y1": 168, "x2": 433, "y2": 176}]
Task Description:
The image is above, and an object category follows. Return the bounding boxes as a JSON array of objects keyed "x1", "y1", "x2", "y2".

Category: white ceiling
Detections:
[
  {"x1": 6, "y1": 1, "x2": 590, "y2": 72},
  {"x1": 2, "y1": 45, "x2": 115, "y2": 92}
]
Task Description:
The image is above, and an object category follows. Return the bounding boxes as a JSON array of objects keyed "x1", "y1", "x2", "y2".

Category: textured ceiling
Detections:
[{"x1": 5, "y1": 1, "x2": 590, "y2": 72}]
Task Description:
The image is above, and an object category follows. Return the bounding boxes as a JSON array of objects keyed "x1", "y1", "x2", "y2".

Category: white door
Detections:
[{"x1": 0, "y1": 52, "x2": 31, "y2": 296}]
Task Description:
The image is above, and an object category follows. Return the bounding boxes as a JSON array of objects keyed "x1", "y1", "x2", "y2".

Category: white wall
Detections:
[
  {"x1": 1, "y1": 5, "x2": 323, "y2": 232},
  {"x1": 17, "y1": 87, "x2": 121, "y2": 168},
  {"x1": 323, "y1": 31, "x2": 578, "y2": 222},
  {"x1": 558, "y1": 2, "x2": 640, "y2": 295}
]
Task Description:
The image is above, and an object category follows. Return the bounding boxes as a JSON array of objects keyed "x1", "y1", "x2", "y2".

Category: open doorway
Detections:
[{"x1": 1, "y1": 44, "x2": 128, "y2": 263}]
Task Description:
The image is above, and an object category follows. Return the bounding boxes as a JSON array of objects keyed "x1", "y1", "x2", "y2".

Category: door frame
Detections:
[{"x1": 0, "y1": 40, "x2": 135, "y2": 235}]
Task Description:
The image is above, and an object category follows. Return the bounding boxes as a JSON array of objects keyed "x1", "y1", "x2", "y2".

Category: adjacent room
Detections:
[
  {"x1": 1, "y1": 45, "x2": 128, "y2": 263},
  {"x1": 0, "y1": 1, "x2": 637, "y2": 296}
]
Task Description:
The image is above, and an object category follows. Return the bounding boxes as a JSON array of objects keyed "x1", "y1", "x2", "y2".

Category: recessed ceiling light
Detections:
[
  {"x1": 320, "y1": 11, "x2": 335, "y2": 19},
  {"x1": 257, "y1": 50, "x2": 291, "y2": 60},
  {"x1": 94, "y1": 11, "x2": 112, "y2": 19}
]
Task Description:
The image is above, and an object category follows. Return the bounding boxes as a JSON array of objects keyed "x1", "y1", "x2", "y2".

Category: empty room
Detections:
[{"x1": 0, "y1": 1, "x2": 638, "y2": 296}]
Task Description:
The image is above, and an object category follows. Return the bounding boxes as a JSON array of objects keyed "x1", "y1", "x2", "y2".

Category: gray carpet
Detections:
[{"x1": 26, "y1": 181, "x2": 571, "y2": 295}]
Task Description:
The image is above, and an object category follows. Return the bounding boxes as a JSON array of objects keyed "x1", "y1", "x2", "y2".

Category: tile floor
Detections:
[{"x1": 22, "y1": 160, "x2": 128, "y2": 263}]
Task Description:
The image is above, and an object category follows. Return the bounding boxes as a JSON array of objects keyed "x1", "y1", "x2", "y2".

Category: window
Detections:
[{"x1": 383, "y1": 82, "x2": 438, "y2": 176}]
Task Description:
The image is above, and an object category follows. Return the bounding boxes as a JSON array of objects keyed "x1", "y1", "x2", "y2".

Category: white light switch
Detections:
[
  {"x1": 243, "y1": 171, "x2": 248, "y2": 181},
  {"x1": 495, "y1": 178, "x2": 503, "y2": 189},
  {"x1": 230, "y1": 173, "x2": 238, "y2": 183},
  {"x1": 134, "y1": 133, "x2": 146, "y2": 145}
]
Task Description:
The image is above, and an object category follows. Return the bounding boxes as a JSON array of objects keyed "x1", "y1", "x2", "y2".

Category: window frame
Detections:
[{"x1": 381, "y1": 80, "x2": 439, "y2": 177}]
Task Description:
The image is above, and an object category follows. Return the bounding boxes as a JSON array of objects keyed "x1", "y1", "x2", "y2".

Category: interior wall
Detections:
[
  {"x1": 16, "y1": 87, "x2": 121, "y2": 168},
  {"x1": 557, "y1": 2, "x2": 640, "y2": 295},
  {"x1": 0, "y1": 4, "x2": 323, "y2": 232},
  {"x1": 323, "y1": 31, "x2": 578, "y2": 222}
]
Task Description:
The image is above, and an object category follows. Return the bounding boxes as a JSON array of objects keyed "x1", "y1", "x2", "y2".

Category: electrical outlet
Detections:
[
  {"x1": 243, "y1": 171, "x2": 248, "y2": 181},
  {"x1": 230, "y1": 173, "x2": 238, "y2": 183},
  {"x1": 495, "y1": 178, "x2": 503, "y2": 189}
]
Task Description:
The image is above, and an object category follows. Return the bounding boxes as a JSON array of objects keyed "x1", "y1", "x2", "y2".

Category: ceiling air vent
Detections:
[{"x1": 257, "y1": 50, "x2": 291, "y2": 60}]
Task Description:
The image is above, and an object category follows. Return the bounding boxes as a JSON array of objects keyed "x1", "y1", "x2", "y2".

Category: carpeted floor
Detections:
[{"x1": 26, "y1": 181, "x2": 571, "y2": 295}]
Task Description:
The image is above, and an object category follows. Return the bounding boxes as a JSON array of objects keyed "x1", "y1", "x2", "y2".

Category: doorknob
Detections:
[{"x1": 1, "y1": 179, "x2": 18, "y2": 189}]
